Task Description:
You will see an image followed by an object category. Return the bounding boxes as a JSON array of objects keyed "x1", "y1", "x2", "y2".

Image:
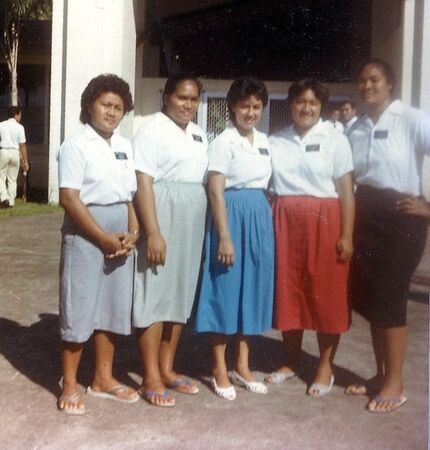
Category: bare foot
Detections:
[
  {"x1": 367, "y1": 394, "x2": 407, "y2": 413},
  {"x1": 162, "y1": 371, "x2": 199, "y2": 394},
  {"x1": 345, "y1": 375, "x2": 383, "y2": 396},
  {"x1": 233, "y1": 365, "x2": 255, "y2": 382},
  {"x1": 310, "y1": 364, "x2": 333, "y2": 387},
  {"x1": 212, "y1": 368, "x2": 233, "y2": 389},
  {"x1": 57, "y1": 378, "x2": 85, "y2": 415},
  {"x1": 138, "y1": 380, "x2": 175, "y2": 407}
]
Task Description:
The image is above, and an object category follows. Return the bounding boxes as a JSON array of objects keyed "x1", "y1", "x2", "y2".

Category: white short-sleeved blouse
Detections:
[
  {"x1": 348, "y1": 100, "x2": 430, "y2": 196},
  {"x1": 58, "y1": 124, "x2": 136, "y2": 205},
  {"x1": 208, "y1": 125, "x2": 271, "y2": 189},
  {"x1": 133, "y1": 112, "x2": 208, "y2": 183},
  {"x1": 269, "y1": 119, "x2": 353, "y2": 198}
]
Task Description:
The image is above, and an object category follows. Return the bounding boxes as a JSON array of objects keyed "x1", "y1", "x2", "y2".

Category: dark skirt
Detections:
[{"x1": 350, "y1": 185, "x2": 428, "y2": 327}]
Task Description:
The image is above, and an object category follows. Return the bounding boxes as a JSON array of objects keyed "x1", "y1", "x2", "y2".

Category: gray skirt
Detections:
[
  {"x1": 59, "y1": 203, "x2": 134, "y2": 342},
  {"x1": 133, "y1": 181, "x2": 207, "y2": 328}
]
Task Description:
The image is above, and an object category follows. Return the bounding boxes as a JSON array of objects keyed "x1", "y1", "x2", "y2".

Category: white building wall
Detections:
[
  {"x1": 134, "y1": 76, "x2": 357, "y2": 132},
  {"x1": 48, "y1": 0, "x2": 136, "y2": 203}
]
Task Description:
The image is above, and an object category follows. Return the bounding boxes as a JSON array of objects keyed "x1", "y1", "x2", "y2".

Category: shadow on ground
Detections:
[{"x1": 0, "y1": 312, "x2": 369, "y2": 399}]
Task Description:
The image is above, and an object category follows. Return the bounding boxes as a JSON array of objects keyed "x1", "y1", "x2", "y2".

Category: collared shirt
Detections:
[
  {"x1": 58, "y1": 124, "x2": 136, "y2": 205},
  {"x1": 343, "y1": 116, "x2": 358, "y2": 135},
  {"x1": 269, "y1": 119, "x2": 353, "y2": 198},
  {"x1": 325, "y1": 119, "x2": 344, "y2": 133},
  {"x1": 0, "y1": 118, "x2": 26, "y2": 149},
  {"x1": 348, "y1": 100, "x2": 430, "y2": 195},
  {"x1": 208, "y1": 125, "x2": 271, "y2": 189},
  {"x1": 133, "y1": 112, "x2": 208, "y2": 183}
]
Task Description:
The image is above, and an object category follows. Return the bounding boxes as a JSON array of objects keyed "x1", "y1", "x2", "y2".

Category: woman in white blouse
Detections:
[
  {"x1": 346, "y1": 59, "x2": 430, "y2": 413},
  {"x1": 57, "y1": 74, "x2": 139, "y2": 414},
  {"x1": 133, "y1": 74, "x2": 208, "y2": 407},
  {"x1": 267, "y1": 79, "x2": 355, "y2": 397},
  {"x1": 195, "y1": 77, "x2": 274, "y2": 400}
]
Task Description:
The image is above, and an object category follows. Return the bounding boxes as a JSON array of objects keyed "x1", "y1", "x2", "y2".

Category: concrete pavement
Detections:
[{"x1": 0, "y1": 213, "x2": 428, "y2": 450}]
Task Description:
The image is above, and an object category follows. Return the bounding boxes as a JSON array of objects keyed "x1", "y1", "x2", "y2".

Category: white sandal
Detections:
[
  {"x1": 210, "y1": 377, "x2": 236, "y2": 401},
  {"x1": 307, "y1": 375, "x2": 335, "y2": 397},
  {"x1": 230, "y1": 371, "x2": 268, "y2": 394},
  {"x1": 264, "y1": 371, "x2": 296, "y2": 384}
]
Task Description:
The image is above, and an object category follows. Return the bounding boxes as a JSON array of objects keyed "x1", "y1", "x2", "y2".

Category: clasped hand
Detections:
[{"x1": 102, "y1": 232, "x2": 138, "y2": 259}]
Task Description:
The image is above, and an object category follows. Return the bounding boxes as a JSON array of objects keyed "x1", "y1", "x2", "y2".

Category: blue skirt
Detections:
[{"x1": 195, "y1": 189, "x2": 274, "y2": 335}]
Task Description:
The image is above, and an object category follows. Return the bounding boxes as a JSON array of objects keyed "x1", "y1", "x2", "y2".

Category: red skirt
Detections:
[{"x1": 272, "y1": 196, "x2": 351, "y2": 334}]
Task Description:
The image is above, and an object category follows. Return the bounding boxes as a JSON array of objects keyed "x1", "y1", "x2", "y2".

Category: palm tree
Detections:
[{"x1": 0, "y1": 0, "x2": 51, "y2": 106}]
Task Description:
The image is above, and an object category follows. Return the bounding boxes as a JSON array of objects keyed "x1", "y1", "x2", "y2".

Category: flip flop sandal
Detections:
[
  {"x1": 307, "y1": 375, "x2": 335, "y2": 398},
  {"x1": 57, "y1": 392, "x2": 86, "y2": 415},
  {"x1": 87, "y1": 385, "x2": 139, "y2": 403},
  {"x1": 367, "y1": 394, "x2": 408, "y2": 414},
  {"x1": 264, "y1": 371, "x2": 297, "y2": 384},
  {"x1": 167, "y1": 378, "x2": 199, "y2": 394},
  {"x1": 139, "y1": 389, "x2": 176, "y2": 407}
]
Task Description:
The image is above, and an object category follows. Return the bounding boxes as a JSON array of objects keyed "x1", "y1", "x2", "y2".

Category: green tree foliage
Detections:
[{"x1": 0, "y1": 0, "x2": 51, "y2": 106}]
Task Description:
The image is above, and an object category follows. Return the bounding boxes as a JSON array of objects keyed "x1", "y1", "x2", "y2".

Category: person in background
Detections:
[
  {"x1": 57, "y1": 74, "x2": 139, "y2": 415},
  {"x1": 195, "y1": 76, "x2": 273, "y2": 401},
  {"x1": 0, "y1": 106, "x2": 29, "y2": 208},
  {"x1": 327, "y1": 107, "x2": 344, "y2": 132},
  {"x1": 339, "y1": 100, "x2": 358, "y2": 134},
  {"x1": 133, "y1": 74, "x2": 208, "y2": 407},
  {"x1": 346, "y1": 59, "x2": 430, "y2": 413},
  {"x1": 267, "y1": 79, "x2": 355, "y2": 397}
]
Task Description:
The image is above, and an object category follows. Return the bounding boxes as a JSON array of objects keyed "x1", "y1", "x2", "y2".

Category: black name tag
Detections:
[
  {"x1": 374, "y1": 130, "x2": 388, "y2": 139},
  {"x1": 114, "y1": 152, "x2": 128, "y2": 160},
  {"x1": 305, "y1": 144, "x2": 320, "y2": 152},
  {"x1": 259, "y1": 148, "x2": 269, "y2": 155},
  {"x1": 192, "y1": 134, "x2": 203, "y2": 142}
]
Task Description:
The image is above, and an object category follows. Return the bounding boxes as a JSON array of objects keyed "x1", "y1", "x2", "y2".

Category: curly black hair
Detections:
[{"x1": 80, "y1": 74, "x2": 134, "y2": 124}]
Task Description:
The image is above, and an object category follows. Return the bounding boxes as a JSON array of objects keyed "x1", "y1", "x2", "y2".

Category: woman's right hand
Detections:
[
  {"x1": 101, "y1": 232, "x2": 127, "y2": 258},
  {"x1": 218, "y1": 236, "x2": 235, "y2": 266},
  {"x1": 147, "y1": 234, "x2": 167, "y2": 265}
]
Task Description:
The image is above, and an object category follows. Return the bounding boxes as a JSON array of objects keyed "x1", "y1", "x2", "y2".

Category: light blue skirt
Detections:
[
  {"x1": 195, "y1": 189, "x2": 274, "y2": 335},
  {"x1": 59, "y1": 203, "x2": 134, "y2": 343},
  {"x1": 133, "y1": 181, "x2": 207, "y2": 328}
]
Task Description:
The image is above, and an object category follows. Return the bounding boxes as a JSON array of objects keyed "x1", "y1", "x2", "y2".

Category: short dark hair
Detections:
[
  {"x1": 162, "y1": 73, "x2": 202, "y2": 110},
  {"x1": 357, "y1": 58, "x2": 397, "y2": 93},
  {"x1": 8, "y1": 106, "x2": 21, "y2": 118},
  {"x1": 340, "y1": 100, "x2": 356, "y2": 109},
  {"x1": 80, "y1": 74, "x2": 134, "y2": 124},
  {"x1": 288, "y1": 78, "x2": 329, "y2": 110},
  {"x1": 226, "y1": 76, "x2": 268, "y2": 122}
]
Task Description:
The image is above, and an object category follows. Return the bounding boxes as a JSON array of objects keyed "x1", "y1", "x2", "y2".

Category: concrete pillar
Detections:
[
  {"x1": 415, "y1": 0, "x2": 430, "y2": 198},
  {"x1": 48, "y1": 0, "x2": 137, "y2": 203},
  {"x1": 401, "y1": 0, "x2": 415, "y2": 104}
]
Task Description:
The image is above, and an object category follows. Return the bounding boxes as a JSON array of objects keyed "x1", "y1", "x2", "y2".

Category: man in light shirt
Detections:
[
  {"x1": 327, "y1": 107, "x2": 344, "y2": 132},
  {"x1": 0, "y1": 106, "x2": 29, "y2": 208},
  {"x1": 339, "y1": 100, "x2": 358, "y2": 135}
]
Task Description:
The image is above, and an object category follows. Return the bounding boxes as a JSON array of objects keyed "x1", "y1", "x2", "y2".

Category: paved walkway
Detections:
[{"x1": 0, "y1": 213, "x2": 428, "y2": 450}]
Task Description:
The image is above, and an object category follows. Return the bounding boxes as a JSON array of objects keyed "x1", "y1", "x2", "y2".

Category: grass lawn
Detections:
[{"x1": 0, "y1": 199, "x2": 63, "y2": 217}]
